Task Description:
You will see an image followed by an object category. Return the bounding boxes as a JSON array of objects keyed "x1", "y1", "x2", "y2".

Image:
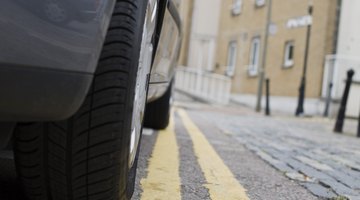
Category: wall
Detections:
[
  {"x1": 215, "y1": 0, "x2": 337, "y2": 98},
  {"x1": 337, "y1": 0, "x2": 360, "y2": 59},
  {"x1": 322, "y1": 0, "x2": 360, "y2": 118},
  {"x1": 186, "y1": 0, "x2": 221, "y2": 71},
  {"x1": 178, "y1": 0, "x2": 194, "y2": 66}
]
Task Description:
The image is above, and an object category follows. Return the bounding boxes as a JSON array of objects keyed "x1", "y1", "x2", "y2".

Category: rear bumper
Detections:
[{"x1": 0, "y1": 66, "x2": 92, "y2": 121}]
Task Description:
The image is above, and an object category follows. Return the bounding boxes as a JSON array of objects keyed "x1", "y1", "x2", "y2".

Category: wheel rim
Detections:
[
  {"x1": 44, "y1": 0, "x2": 67, "y2": 23},
  {"x1": 129, "y1": 0, "x2": 158, "y2": 168}
]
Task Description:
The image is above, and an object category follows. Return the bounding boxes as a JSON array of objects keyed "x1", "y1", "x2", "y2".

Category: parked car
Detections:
[
  {"x1": 15, "y1": 0, "x2": 101, "y2": 24},
  {"x1": 0, "y1": 0, "x2": 181, "y2": 199}
]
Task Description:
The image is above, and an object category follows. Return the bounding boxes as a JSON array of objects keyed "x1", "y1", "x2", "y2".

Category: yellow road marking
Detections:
[
  {"x1": 177, "y1": 109, "x2": 249, "y2": 200},
  {"x1": 140, "y1": 114, "x2": 181, "y2": 200}
]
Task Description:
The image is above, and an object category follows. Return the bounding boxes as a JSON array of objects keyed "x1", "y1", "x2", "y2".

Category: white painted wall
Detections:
[
  {"x1": 337, "y1": 0, "x2": 360, "y2": 59},
  {"x1": 335, "y1": 0, "x2": 360, "y2": 82},
  {"x1": 322, "y1": 0, "x2": 360, "y2": 118},
  {"x1": 337, "y1": 0, "x2": 360, "y2": 118},
  {"x1": 187, "y1": 0, "x2": 221, "y2": 71}
]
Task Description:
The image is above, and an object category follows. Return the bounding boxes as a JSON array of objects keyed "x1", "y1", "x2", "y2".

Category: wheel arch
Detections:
[{"x1": 153, "y1": 0, "x2": 182, "y2": 59}]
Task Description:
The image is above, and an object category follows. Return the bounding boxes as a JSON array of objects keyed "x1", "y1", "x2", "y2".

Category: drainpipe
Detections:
[{"x1": 255, "y1": 0, "x2": 273, "y2": 112}]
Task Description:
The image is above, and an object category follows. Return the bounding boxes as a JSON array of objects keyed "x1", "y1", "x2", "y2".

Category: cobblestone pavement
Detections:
[{"x1": 208, "y1": 109, "x2": 360, "y2": 199}]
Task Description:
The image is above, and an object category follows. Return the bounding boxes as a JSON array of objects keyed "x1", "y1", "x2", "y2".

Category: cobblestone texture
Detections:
[{"x1": 213, "y1": 114, "x2": 360, "y2": 200}]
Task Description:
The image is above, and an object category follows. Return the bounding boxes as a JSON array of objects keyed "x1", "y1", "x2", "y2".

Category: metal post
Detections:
[
  {"x1": 196, "y1": 42, "x2": 204, "y2": 93},
  {"x1": 295, "y1": 5, "x2": 313, "y2": 116},
  {"x1": 357, "y1": 106, "x2": 360, "y2": 138},
  {"x1": 255, "y1": 0, "x2": 272, "y2": 112},
  {"x1": 334, "y1": 69, "x2": 355, "y2": 133},
  {"x1": 265, "y1": 79, "x2": 271, "y2": 116},
  {"x1": 323, "y1": 82, "x2": 333, "y2": 117}
]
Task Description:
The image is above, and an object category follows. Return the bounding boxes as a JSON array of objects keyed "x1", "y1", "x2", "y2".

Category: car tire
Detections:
[
  {"x1": 144, "y1": 82, "x2": 173, "y2": 130},
  {"x1": 14, "y1": 0, "x2": 157, "y2": 199}
]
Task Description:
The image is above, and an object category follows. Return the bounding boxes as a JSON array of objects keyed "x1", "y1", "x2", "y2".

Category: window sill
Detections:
[
  {"x1": 255, "y1": 3, "x2": 266, "y2": 8},
  {"x1": 226, "y1": 72, "x2": 235, "y2": 77},
  {"x1": 247, "y1": 72, "x2": 258, "y2": 78},
  {"x1": 283, "y1": 62, "x2": 294, "y2": 69}
]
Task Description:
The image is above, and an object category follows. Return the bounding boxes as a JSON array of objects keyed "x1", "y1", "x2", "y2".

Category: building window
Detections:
[
  {"x1": 255, "y1": 0, "x2": 266, "y2": 7},
  {"x1": 226, "y1": 41, "x2": 237, "y2": 76},
  {"x1": 248, "y1": 37, "x2": 261, "y2": 76},
  {"x1": 232, "y1": 0, "x2": 242, "y2": 15},
  {"x1": 283, "y1": 41, "x2": 294, "y2": 68}
]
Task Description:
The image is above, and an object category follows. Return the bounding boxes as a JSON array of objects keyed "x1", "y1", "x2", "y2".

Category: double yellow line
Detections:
[
  {"x1": 141, "y1": 109, "x2": 249, "y2": 200},
  {"x1": 140, "y1": 111, "x2": 181, "y2": 199}
]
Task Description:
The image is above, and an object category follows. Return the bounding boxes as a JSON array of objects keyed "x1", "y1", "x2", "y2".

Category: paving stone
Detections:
[
  {"x1": 295, "y1": 156, "x2": 334, "y2": 171},
  {"x1": 299, "y1": 152, "x2": 360, "y2": 189},
  {"x1": 255, "y1": 150, "x2": 296, "y2": 173},
  {"x1": 286, "y1": 172, "x2": 316, "y2": 182},
  {"x1": 320, "y1": 178, "x2": 358, "y2": 197},
  {"x1": 302, "y1": 182, "x2": 337, "y2": 199},
  {"x1": 308, "y1": 151, "x2": 360, "y2": 176},
  {"x1": 280, "y1": 158, "x2": 332, "y2": 181}
]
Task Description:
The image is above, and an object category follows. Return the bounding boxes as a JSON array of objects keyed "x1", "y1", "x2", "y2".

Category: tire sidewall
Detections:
[{"x1": 120, "y1": 0, "x2": 152, "y2": 195}]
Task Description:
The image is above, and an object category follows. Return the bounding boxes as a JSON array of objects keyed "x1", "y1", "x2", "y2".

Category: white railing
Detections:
[{"x1": 175, "y1": 67, "x2": 232, "y2": 105}]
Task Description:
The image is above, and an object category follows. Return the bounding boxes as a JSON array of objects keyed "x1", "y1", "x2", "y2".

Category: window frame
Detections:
[
  {"x1": 226, "y1": 41, "x2": 238, "y2": 77},
  {"x1": 232, "y1": 0, "x2": 242, "y2": 15},
  {"x1": 255, "y1": 0, "x2": 266, "y2": 7},
  {"x1": 248, "y1": 37, "x2": 261, "y2": 77},
  {"x1": 283, "y1": 40, "x2": 295, "y2": 68}
]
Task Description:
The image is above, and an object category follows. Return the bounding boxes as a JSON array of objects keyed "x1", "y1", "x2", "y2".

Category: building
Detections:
[
  {"x1": 177, "y1": 0, "x2": 194, "y2": 66},
  {"x1": 215, "y1": 0, "x2": 338, "y2": 98},
  {"x1": 178, "y1": 0, "x2": 221, "y2": 71},
  {"x1": 336, "y1": 0, "x2": 360, "y2": 58},
  {"x1": 321, "y1": 0, "x2": 360, "y2": 118},
  {"x1": 176, "y1": 0, "x2": 358, "y2": 117}
]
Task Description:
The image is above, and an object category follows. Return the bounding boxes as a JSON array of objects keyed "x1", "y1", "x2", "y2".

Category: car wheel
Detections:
[
  {"x1": 13, "y1": 0, "x2": 158, "y2": 199},
  {"x1": 144, "y1": 81, "x2": 173, "y2": 130}
]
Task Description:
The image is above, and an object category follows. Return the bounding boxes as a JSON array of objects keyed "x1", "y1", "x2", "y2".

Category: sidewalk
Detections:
[
  {"x1": 231, "y1": 94, "x2": 359, "y2": 137},
  {"x1": 210, "y1": 107, "x2": 360, "y2": 199},
  {"x1": 230, "y1": 94, "x2": 338, "y2": 117}
]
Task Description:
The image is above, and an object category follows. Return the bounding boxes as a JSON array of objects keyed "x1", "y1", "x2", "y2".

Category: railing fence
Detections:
[{"x1": 175, "y1": 67, "x2": 232, "y2": 105}]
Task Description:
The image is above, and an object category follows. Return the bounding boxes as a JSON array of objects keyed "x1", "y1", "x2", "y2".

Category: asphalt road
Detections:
[
  {"x1": 0, "y1": 94, "x2": 320, "y2": 200},
  {"x1": 132, "y1": 97, "x2": 319, "y2": 200}
]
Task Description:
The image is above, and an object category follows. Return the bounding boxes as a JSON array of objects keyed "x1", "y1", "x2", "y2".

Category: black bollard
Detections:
[
  {"x1": 357, "y1": 107, "x2": 360, "y2": 138},
  {"x1": 265, "y1": 79, "x2": 270, "y2": 116},
  {"x1": 334, "y1": 69, "x2": 355, "y2": 133},
  {"x1": 323, "y1": 82, "x2": 333, "y2": 117}
]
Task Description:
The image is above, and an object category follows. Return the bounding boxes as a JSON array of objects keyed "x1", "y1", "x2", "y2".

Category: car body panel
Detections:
[
  {"x1": 0, "y1": 0, "x2": 115, "y2": 74},
  {"x1": 0, "y1": 0, "x2": 115, "y2": 121},
  {"x1": 148, "y1": 0, "x2": 182, "y2": 101},
  {"x1": 0, "y1": 0, "x2": 181, "y2": 121}
]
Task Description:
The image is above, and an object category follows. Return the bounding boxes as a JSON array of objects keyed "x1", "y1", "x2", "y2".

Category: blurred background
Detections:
[{"x1": 173, "y1": 0, "x2": 359, "y2": 122}]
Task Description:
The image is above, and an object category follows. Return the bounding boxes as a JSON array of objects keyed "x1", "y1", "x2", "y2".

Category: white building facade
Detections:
[
  {"x1": 322, "y1": 0, "x2": 360, "y2": 118},
  {"x1": 186, "y1": 0, "x2": 221, "y2": 71}
]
